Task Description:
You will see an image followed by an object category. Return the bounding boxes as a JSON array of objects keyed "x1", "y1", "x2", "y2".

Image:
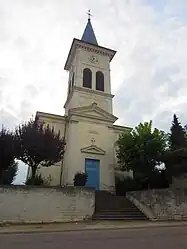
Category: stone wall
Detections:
[
  {"x1": 127, "y1": 188, "x2": 187, "y2": 221},
  {"x1": 0, "y1": 186, "x2": 95, "y2": 224}
]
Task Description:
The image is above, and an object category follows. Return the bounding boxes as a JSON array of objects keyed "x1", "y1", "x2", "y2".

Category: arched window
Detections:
[
  {"x1": 96, "y1": 71, "x2": 104, "y2": 91},
  {"x1": 83, "y1": 68, "x2": 92, "y2": 88}
]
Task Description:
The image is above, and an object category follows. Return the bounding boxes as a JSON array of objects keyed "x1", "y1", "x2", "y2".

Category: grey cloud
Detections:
[
  {"x1": 153, "y1": 110, "x2": 174, "y2": 130},
  {"x1": 23, "y1": 85, "x2": 39, "y2": 99},
  {"x1": 18, "y1": 100, "x2": 35, "y2": 122},
  {"x1": 0, "y1": 108, "x2": 19, "y2": 129}
]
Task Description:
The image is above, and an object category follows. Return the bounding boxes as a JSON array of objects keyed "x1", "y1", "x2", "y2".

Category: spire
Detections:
[{"x1": 81, "y1": 10, "x2": 98, "y2": 45}]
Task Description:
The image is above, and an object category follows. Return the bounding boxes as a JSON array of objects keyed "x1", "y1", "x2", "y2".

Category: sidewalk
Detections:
[{"x1": 1, "y1": 220, "x2": 187, "y2": 234}]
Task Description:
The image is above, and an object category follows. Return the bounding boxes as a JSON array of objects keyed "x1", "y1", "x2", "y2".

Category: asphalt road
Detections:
[{"x1": 1, "y1": 225, "x2": 187, "y2": 249}]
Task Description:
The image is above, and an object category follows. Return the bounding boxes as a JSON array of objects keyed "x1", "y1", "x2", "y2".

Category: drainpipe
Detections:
[{"x1": 60, "y1": 115, "x2": 68, "y2": 187}]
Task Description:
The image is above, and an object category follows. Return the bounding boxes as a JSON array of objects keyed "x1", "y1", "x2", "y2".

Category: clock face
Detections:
[{"x1": 89, "y1": 55, "x2": 98, "y2": 64}]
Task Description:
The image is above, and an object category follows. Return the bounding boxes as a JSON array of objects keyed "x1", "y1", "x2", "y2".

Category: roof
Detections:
[{"x1": 81, "y1": 19, "x2": 98, "y2": 45}]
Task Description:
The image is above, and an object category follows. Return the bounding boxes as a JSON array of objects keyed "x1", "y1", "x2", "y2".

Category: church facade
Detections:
[{"x1": 33, "y1": 17, "x2": 132, "y2": 192}]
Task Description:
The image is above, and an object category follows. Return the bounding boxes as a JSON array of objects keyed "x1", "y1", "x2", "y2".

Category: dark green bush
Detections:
[
  {"x1": 0, "y1": 161, "x2": 18, "y2": 185},
  {"x1": 73, "y1": 172, "x2": 87, "y2": 186},
  {"x1": 25, "y1": 174, "x2": 46, "y2": 185},
  {"x1": 115, "y1": 176, "x2": 141, "y2": 196}
]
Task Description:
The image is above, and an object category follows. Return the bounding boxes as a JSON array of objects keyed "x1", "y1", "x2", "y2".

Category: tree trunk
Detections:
[
  {"x1": 31, "y1": 166, "x2": 37, "y2": 185},
  {"x1": 0, "y1": 169, "x2": 2, "y2": 183}
]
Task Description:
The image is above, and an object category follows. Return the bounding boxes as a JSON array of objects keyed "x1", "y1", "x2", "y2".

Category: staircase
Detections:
[{"x1": 93, "y1": 191, "x2": 148, "y2": 221}]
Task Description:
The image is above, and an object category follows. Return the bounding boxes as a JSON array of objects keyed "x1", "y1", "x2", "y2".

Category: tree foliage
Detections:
[
  {"x1": 25, "y1": 173, "x2": 46, "y2": 185},
  {"x1": 0, "y1": 161, "x2": 18, "y2": 185},
  {"x1": 166, "y1": 114, "x2": 187, "y2": 178},
  {"x1": 0, "y1": 127, "x2": 16, "y2": 179},
  {"x1": 170, "y1": 114, "x2": 187, "y2": 151},
  {"x1": 116, "y1": 121, "x2": 167, "y2": 184},
  {"x1": 15, "y1": 117, "x2": 65, "y2": 180}
]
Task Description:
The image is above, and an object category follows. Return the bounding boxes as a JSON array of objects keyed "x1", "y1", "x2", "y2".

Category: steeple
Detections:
[{"x1": 81, "y1": 10, "x2": 98, "y2": 45}]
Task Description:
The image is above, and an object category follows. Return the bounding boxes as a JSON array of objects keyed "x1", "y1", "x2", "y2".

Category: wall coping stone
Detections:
[{"x1": 0, "y1": 185, "x2": 95, "y2": 192}]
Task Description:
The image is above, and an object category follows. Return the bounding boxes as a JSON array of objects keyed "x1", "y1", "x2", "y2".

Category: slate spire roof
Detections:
[{"x1": 81, "y1": 18, "x2": 98, "y2": 45}]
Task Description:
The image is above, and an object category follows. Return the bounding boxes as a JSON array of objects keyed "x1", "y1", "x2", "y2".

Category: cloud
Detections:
[{"x1": 1, "y1": 0, "x2": 187, "y2": 183}]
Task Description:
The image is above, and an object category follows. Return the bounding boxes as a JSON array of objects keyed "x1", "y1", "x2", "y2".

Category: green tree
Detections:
[
  {"x1": 0, "y1": 161, "x2": 18, "y2": 185},
  {"x1": 15, "y1": 117, "x2": 65, "y2": 182},
  {"x1": 170, "y1": 114, "x2": 187, "y2": 150},
  {"x1": 167, "y1": 114, "x2": 187, "y2": 178},
  {"x1": 116, "y1": 121, "x2": 167, "y2": 186},
  {"x1": 0, "y1": 127, "x2": 16, "y2": 180}
]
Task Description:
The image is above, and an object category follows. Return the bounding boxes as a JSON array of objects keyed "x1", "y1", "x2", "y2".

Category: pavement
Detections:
[
  {"x1": 1, "y1": 224, "x2": 187, "y2": 249},
  {"x1": 0, "y1": 220, "x2": 187, "y2": 234}
]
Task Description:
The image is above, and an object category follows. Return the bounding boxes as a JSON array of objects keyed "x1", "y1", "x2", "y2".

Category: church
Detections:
[{"x1": 33, "y1": 15, "x2": 132, "y2": 192}]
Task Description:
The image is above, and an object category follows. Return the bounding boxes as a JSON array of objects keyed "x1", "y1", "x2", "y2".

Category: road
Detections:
[{"x1": 1, "y1": 225, "x2": 187, "y2": 249}]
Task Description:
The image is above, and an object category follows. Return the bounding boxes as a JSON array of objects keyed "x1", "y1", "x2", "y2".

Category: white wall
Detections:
[
  {"x1": 65, "y1": 90, "x2": 113, "y2": 114},
  {"x1": 63, "y1": 119, "x2": 123, "y2": 192},
  {"x1": 0, "y1": 186, "x2": 95, "y2": 224}
]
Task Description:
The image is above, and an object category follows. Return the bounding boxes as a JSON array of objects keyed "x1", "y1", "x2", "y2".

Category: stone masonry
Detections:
[
  {"x1": 0, "y1": 186, "x2": 95, "y2": 224},
  {"x1": 127, "y1": 188, "x2": 187, "y2": 220}
]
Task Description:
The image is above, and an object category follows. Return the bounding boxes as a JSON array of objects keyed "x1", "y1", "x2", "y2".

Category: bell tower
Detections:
[{"x1": 64, "y1": 12, "x2": 116, "y2": 115}]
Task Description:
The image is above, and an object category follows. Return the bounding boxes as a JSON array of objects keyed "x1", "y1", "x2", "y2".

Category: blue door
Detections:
[{"x1": 85, "y1": 159, "x2": 100, "y2": 190}]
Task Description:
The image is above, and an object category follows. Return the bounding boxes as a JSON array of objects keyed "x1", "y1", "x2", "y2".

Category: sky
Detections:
[{"x1": 1, "y1": 0, "x2": 187, "y2": 183}]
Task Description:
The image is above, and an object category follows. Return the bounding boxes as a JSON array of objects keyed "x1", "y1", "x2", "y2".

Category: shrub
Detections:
[
  {"x1": 73, "y1": 172, "x2": 87, "y2": 186},
  {"x1": 25, "y1": 174, "x2": 47, "y2": 185},
  {"x1": 0, "y1": 161, "x2": 18, "y2": 185},
  {"x1": 115, "y1": 176, "x2": 141, "y2": 196}
]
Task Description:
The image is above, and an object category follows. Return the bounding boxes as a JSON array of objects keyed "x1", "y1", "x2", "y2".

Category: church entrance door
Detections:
[{"x1": 85, "y1": 158, "x2": 100, "y2": 190}]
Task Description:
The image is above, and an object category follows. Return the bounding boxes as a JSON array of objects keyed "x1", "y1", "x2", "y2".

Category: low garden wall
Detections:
[
  {"x1": 127, "y1": 188, "x2": 187, "y2": 220},
  {"x1": 0, "y1": 186, "x2": 95, "y2": 224}
]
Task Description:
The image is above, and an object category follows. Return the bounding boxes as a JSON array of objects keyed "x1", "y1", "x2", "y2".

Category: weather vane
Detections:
[{"x1": 86, "y1": 9, "x2": 93, "y2": 20}]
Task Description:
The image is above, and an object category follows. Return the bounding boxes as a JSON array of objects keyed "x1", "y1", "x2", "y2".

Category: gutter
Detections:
[{"x1": 60, "y1": 116, "x2": 68, "y2": 186}]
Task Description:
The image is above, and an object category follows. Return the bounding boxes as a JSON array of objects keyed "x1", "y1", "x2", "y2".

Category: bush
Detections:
[
  {"x1": 115, "y1": 170, "x2": 169, "y2": 196},
  {"x1": 25, "y1": 174, "x2": 47, "y2": 185},
  {"x1": 115, "y1": 176, "x2": 141, "y2": 196},
  {"x1": 73, "y1": 172, "x2": 87, "y2": 186},
  {"x1": 0, "y1": 161, "x2": 18, "y2": 185}
]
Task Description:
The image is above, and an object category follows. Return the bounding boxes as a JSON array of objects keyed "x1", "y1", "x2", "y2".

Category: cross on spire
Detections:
[
  {"x1": 86, "y1": 9, "x2": 92, "y2": 21},
  {"x1": 81, "y1": 10, "x2": 98, "y2": 45}
]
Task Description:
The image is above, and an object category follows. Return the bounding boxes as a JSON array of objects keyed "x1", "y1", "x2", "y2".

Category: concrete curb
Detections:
[{"x1": 1, "y1": 221, "x2": 187, "y2": 234}]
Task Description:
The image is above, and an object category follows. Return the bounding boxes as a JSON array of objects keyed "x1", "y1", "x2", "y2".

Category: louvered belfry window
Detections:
[
  {"x1": 96, "y1": 71, "x2": 104, "y2": 91},
  {"x1": 83, "y1": 68, "x2": 92, "y2": 88}
]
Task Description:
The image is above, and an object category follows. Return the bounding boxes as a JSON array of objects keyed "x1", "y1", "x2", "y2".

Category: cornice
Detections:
[
  {"x1": 68, "y1": 102, "x2": 118, "y2": 124},
  {"x1": 69, "y1": 112, "x2": 117, "y2": 124},
  {"x1": 64, "y1": 38, "x2": 116, "y2": 70},
  {"x1": 64, "y1": 86, "x2": 114, "y2": 108},
  {"x1": 36, "y1": 111, "x2": 66, "y2": 122},
  {"x1": 108, "y1": 124, "x2": 132, "y2": 132},
  {"x1": 80, "y1": 144, "x2": 106, "y2": 155},
  {"x1": 74, "y1": 86, "x2": 114, "y2": 98}
]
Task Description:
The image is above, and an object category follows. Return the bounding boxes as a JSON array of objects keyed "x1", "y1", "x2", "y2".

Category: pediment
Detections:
[
  {"x1": 69, "y1": 103, "x2": 118, "y2": 123},
  {"x1": 80, "y1": 144, "x2": 105, "y2": 155}
]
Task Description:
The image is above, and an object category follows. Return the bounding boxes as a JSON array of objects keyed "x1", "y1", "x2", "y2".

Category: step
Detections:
[
  {"x1": 92, "y1": 216, "x2": 147, "y2": 220},
  {"x1": 98, "y1": 208, "x2": 141, "y2": 212},
  {"x1": 96, "y1": 208, "x2": 143, "y2": 212},
  {"x1": 96, "y1": 212, "x2": 145, "y2": 217},
  {"x1": 93, "y1": 214, "x2": 146, "y2": 219},
  {"x1": 95, "y1": 205, "x2": 138, "y2": 210},
  {"x1": 96, "y1": 210, "x2": 144, "y2": 215}
]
